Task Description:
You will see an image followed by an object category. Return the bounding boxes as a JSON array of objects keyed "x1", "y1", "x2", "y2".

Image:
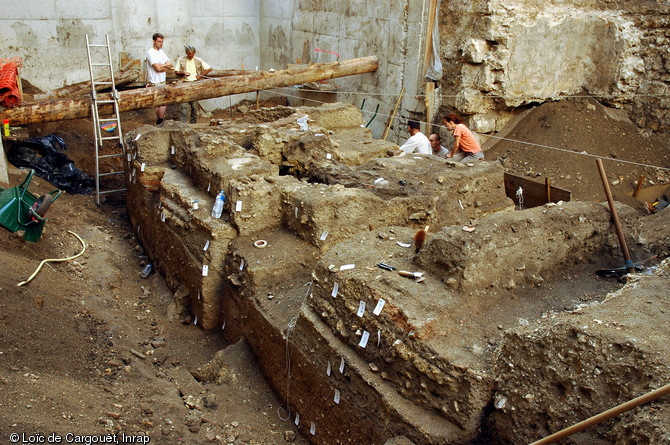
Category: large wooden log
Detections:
[
  {"x1": 33, "y1": 69, "x2": 140, "y2": 101},
  {"x1": 1, "y1": 56, "x2": 378, "y2": 125}
]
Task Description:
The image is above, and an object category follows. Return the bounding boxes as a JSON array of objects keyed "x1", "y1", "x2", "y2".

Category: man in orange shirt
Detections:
[{"x1": 443, "y1": 114, "x2": 484, "y2": 162}]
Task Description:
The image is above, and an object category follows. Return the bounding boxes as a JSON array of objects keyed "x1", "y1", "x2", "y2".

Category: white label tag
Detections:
[
  {"x1": 207, "y1": 182, "x2": 210, "y2": 192},
  {"x1": 331, "y1": 283, "x2": 339, "y2": 298},
  {"x1": 161, "y1": 212, "x2": 165, "y2": 222},
  {"x1": 373, "y1": 298, "x2": 385, "y2": 316},
  {"x1": 203, "y1": 240, "x2": 210, "y2": 251},
  {"x1": 235, "y1": 200, "x2": 243, "y2": 212},
  {"x1": 339, "y1": 357, "x2": 345, "y2": 373},
  {"x1": 334, "y1": 389, "x2": 340, "y2": 405},
  {"x1": 326, "y1": 361, "x2": 331, "y2": 376},
  {"x1": 357, "y1": 301, "x2": 366, "y2": 317},
  {"x1": 171, "y1": 145, "x2": 175, "y2": 154},
  {"x1": 294, "y1": 413, "x2": 299, "y2": 426},
  {"x1": 310, "y1": 422, "x2": 316, "y2": 435},
  {"x1": 140, "y1": 163, "x2": 145, "y2": 172},
  {"x1": 359, "y1": 331, "x2": 370, "y2": 348},
  {"x1": 134, "y1": 134, "x2": 141, "y2": 141},
  {"x1": 202, "y1": 265, "x2": 209, "y2": 276},
  {"x1": 240, "y1": 259, "x2": 245, "y2": 271},
  {"x1": 127, "y1": 153, "x2": 131, "y2": 162},
  {"x1": 326, "y1": 153, "x2": 332, "y2": 160},
  {"x1": 378, "y1": 330, "x2": 381, "y2": 346},
  {"x1": 133, "y1": 153, "x2": 137, "y2": 160},
  {"x1": 339, "y1": 264, "x2": 355, "y2": 271},
  {"x1": 320, "y1": 231, "x2": 328, "y2": 241},
  {"x1": 295, "y1": 207, "x2": 298, "y2": 218}
]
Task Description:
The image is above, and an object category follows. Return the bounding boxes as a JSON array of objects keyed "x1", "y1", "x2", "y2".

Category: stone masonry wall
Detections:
[{"x1": 438, "y1": 0, "x2": 670, "y2": 135}]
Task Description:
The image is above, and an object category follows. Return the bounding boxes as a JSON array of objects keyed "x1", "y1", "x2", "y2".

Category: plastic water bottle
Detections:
[{"x1": 211, "y1": 191, "x2": 225, "y2": 218}]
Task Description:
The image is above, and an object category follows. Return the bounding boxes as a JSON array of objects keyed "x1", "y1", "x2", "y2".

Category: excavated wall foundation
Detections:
[{"x1": 124, "y1": 103, "x2": 670, "y2": 444}]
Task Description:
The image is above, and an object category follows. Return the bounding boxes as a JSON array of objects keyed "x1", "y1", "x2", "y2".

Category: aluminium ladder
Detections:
[{"x1": 85, "y1": 34, "x2": 126, "y2": 205}]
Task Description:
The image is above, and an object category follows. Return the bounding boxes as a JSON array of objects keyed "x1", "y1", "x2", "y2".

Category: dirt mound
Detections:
[{"x1": 486, "y1": 98, "x2": 670, "y2": 205}]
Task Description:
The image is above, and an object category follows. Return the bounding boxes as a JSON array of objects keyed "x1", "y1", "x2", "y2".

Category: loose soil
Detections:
[{"x1": 1, "y1": 96, "x2": 668, "y2": 444}]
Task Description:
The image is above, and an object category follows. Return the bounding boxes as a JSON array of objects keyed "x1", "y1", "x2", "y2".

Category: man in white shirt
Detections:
[
  {"x1": 399, "y1": 120, "x2": 431, "y2": 155},
  {"x1": 175, "y1": 44, "x2": 212, "y2": 123},
  {"x1": 429, "y1": 132, "x2": 449, "y2": 158},
  {"x1": 146, "y1": 33, "x2": 173, "y2": 125}
]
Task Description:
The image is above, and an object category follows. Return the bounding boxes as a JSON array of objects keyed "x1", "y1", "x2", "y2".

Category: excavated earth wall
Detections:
[
  {"x1": 440, "y1": 0, "x2": 670, "y2": 135},
  {"x1": 124, "y1": 103, "x2": 670, "y2": 444}
]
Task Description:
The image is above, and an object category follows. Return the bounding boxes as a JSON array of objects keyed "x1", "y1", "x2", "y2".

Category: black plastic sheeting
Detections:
[{"x1": 8, "y1": 134, "x2": 94, "y2": 194}]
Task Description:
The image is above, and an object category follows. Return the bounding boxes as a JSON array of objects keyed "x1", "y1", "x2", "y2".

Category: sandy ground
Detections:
[
  {"x1": 1, "y1": 95, "x2": 669, "y2": 444},
  {"x1": 0, "y1": 104, "x2": 307, "y2": 445}
]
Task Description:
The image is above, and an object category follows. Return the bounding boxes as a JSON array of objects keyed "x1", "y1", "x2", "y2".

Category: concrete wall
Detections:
[{"x1": 1, "y1": 0, "x2": 262, "y2": 109}]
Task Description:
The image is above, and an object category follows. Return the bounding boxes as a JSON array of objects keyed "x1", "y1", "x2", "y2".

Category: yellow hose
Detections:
[{"x1": 17, "y1": 230, "x2": 87, "y2": 287}]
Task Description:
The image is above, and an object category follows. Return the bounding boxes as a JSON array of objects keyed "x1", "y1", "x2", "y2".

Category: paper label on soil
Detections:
[
  {"x1": 326, "y1": 361, "x2": 331, "y2": 376},
  {"x1": 359, "y1": 331, "x2": 370, "y2": 348},
  {"x1": 339, "y1": 264, "x2": 355, "y2": 271},
  {"x1": 240, "y1": 259, "x2": 244, "y2": 271},
  {"x1": 203, "y1": 240, "x2": 210, "y2": 251},
  {"x1": 331, "y1": 283, "x2": 339, "y2": 298},
  {"x1": 373, "y1": 298, "x2": 385, "y2": 316},
  {"x1": 202, "y1": 265, "x2": 209, "y2": 276},
  {"x1": 140, "y1": 163, "x2": 145, "y2": 172},
  {"x1": 320, "y1": 231, "x2": 328, "y2": 241},
  {"x1": 357, "y1": 301, "x2": 365, "y2": 317},
  {"x1": 310, "y1": 422, "x2": 316, "y2": 435},
  {"x1": 339, "y1": 357, "x2": 345, "y2": 373},
  {"x1": 294, "y1": 413, "x2": 299, "y2": 426},
  {"x1": 235, "y1": 200, "x2": 243, "y2": 212},
  {"x1": 334, "y1": 389, "x2": 340, "y2": 404}
]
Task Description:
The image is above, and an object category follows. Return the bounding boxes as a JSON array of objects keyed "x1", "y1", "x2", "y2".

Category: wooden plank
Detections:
[
  {"x1": 1, "y1": 56, "x2": 379, "y2": 125},
  {"x1": 504, "y1": 173, "x2": 571, "y2": 208}
]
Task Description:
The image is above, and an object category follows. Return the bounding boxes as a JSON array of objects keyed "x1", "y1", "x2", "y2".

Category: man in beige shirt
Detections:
[{"x1": 175, "y1": 44, "x2": 212, "y2": 123}]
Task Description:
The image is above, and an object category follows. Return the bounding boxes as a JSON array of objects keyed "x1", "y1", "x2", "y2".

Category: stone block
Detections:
[{"x1": 462, "y1": 38, "x2": 488, "y2": 64}]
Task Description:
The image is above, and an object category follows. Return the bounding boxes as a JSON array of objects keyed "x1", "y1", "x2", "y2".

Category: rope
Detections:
[
  {"x1": 17, "y1": 231, "x2": 87, "y2": 287},
  {"x1": 260, "y1": 87, "x2": 670, "y2": 100},
  {"x1": 277, "y1": 281, "x2": 313, "y2": 422},
  {"x1": 259, "y1": 88, "x2": 670, "y2": 173}
]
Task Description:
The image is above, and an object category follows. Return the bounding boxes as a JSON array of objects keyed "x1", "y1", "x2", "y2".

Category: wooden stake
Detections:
[
  {"x1": 632, "y1": 174, "x2": 645, "y2": 198},
  {"x1": 545, "y1": 177, "x2": 551, "y2": 203},
  {"x1": 596, "y1": 159, "x2": 635, "y2": 274},
  {"x1": 384, "y1": 87, "x2": 404, "y2": 141}
]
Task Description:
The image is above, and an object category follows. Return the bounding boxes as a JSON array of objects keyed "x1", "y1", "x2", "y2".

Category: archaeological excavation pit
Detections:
[{"x1": 121, "y1": 102, "x2": 670, "y2": 444}]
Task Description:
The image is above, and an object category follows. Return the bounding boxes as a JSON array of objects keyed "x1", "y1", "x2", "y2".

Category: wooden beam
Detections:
[
  {"x1": 33, "y1": 69, "x2": 140, "y2": 101},
  {"x1": 1, "y1": 56, "x2": 379, "y2": 125}
]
